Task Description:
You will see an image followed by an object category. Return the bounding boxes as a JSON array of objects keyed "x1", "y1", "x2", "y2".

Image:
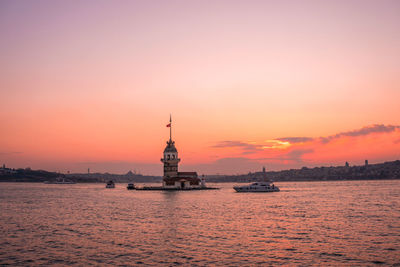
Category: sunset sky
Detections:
[{"x1": 1, "y1": 0, "x2": 400, "y2": 175}]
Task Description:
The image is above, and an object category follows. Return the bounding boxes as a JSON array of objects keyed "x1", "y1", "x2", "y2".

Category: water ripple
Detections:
[{"x1": 0, "y1": 181, "x2": 399, "y2": 265}]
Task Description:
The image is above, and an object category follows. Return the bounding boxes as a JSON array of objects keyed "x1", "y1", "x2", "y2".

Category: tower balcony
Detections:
[{"x1": 161, "y1": 158, "x2": 181, "y2": 163}]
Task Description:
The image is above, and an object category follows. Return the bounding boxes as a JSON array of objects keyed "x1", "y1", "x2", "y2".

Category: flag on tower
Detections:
[{"x1": 166, "y1": 123, "x2": 171, "y2": 127}]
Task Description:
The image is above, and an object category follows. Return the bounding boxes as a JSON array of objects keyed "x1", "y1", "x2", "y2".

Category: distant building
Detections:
[
  {"x1": 345, "y1": 161, "x2": 349, "y2": 167},
  {"x1": 161, "y1": 116, "x2": 202, "y2": 189},
  {"x1": 262, "y1": 166, "x2": 266, "y2": 173},
  {"x1": 0, "y1": 165, "x2": 16, "y2": 175},
  {"x1": 365, "y1": 160, "x2": 369, "y2": 166}
]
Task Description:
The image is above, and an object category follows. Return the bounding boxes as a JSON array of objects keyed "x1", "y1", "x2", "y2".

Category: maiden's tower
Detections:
[
  {"x1": 136, "y1": 116, "x2": 216, "y2": 190},
  {"x1": 160, "y1": 116, "x2": 204, "y2": 189}
]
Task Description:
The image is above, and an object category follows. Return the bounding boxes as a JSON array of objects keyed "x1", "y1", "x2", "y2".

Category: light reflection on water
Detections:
[{"x1": 0, "y1": 180, "x2": 399, "y2": 266}]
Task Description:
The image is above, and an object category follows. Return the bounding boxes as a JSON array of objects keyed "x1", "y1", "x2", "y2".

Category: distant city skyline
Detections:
[{"x1": 1, "y1": 0, "x2": 400, "y2": 175}]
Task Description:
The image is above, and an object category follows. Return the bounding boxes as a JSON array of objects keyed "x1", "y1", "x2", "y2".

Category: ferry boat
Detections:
[
  {"x1": 127, "y1": 183, "x2": 135, "y2": 190},
  {"x1": 233, "y1": 182, "x2": 279, "y2": 192},
  {"x1": 106, "y1": 180, "x2": 115, "y2": 188}
]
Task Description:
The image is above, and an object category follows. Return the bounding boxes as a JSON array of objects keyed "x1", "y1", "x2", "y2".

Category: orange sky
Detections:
[{"x1": 1, "y1": 1, "x2": 400, "y2": 175}]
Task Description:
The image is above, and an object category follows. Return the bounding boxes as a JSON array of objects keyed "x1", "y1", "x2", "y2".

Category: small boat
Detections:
[
  {"x1": 106, "y1": 180, "x2": 115, "y2": 188},
  {"x1": 233, "y1": 182, "x2": 279, "y2": 192},
  {"x1": 127, "y1": 183, "x2": 135, "y2": 190}
]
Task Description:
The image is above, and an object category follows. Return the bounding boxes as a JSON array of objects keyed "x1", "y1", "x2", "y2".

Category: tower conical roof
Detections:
[{"x1": 164, "y1": 140, "x2": 177, "y2": 153}]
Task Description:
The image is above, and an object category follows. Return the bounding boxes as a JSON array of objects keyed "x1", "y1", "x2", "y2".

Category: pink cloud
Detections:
[{"x1": 211, "y1": 124, "x2": 400, "y2": 173}]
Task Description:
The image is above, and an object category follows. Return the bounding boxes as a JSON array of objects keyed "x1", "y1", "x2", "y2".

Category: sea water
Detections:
[{"x1": 0, "y1": 180, "x2": 399, "y2": 266}]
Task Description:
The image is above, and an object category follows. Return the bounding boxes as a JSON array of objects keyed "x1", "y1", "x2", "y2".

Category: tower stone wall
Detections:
[{"x1": 161, "y1": 140, "x2": 180, "y2": 179}]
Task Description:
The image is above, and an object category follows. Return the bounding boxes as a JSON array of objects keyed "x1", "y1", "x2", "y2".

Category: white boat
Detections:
[
  {"x1": 233, "y1": 182, "x2": 279, "y2": 192},
  {"x1": 106, "y1": 180, "x2": 115, "y2": 188}
]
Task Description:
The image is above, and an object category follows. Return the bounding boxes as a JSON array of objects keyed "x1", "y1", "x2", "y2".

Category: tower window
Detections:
[
  {"x1": 172, "y1": 155, "x2": 175, "y2": 159},
  {"x1": 167, "y1": 155, "x2": 170, "y2": 160}
]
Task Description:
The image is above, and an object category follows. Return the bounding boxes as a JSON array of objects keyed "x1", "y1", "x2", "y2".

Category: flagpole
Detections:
[{"x1": 170, "y1": 114, "x2": 172, "y2": 141}]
